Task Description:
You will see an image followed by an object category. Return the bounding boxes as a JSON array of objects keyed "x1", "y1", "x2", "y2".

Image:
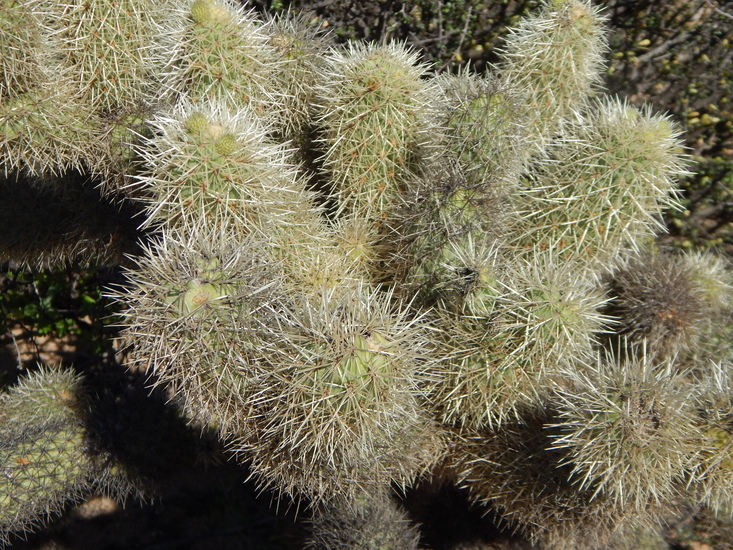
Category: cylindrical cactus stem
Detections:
[
  {"x1": 158, "y1": 0, "x2": 280, "y2": 116},
  {"x1": 112, "y1": 225, "x2": 283, "y2": 439},
  {"x1": 399, "y1": 155, "x2": 515, "y2": 311},
  {"x1": 429, "y1": 259, "x2": 607, "y2": 429},
  {"x1": 396, "y1": 71, "x2": 535, "y2": 302},
  {"x1": 437, "y1": 69, "x2": 534, "y2": 193},
  {"x1": 134, "y1": 99, "x2": 313, "y2": 234},
  {"x1": 497, "y1": 260, "x2": 609, "y2": 370},
  {"x1": 315, "y1": 41, "x2": 439, "y2": 225},
  {"x1": 263, "y1": 11, "x2": 332, "y2": 145},
  {"x1": 0, "y1": 81, "x2": 103, "y2": 177},
  {"x1": 92, "y1": 101, "x2": 158, "y2": 195},
  {"x1": 511, "y1": 97, "x2": 689, "y2": 275},
  {"x1": 0, "y1": 367, "x2": 133, "y2": 547},
  {"x1": 603, "y1": 248, "x2": 733, "y2": 363},
  {"x1": 0, "y1": 0, "x2": 48, "y2": 99},
  {"x1": 605, "y1": 526, "x2": 672, "y2": 550},
  {"x1": 410, "y1": 226, "x2": 506, "y2": 315},
  {"x1": 689, "y1": 361, "x2": 733, "y2": 514},
  {"x1": 306, "y1": 490, "x2": 422, "y2": 550},
  {"x1": 15, "y1": 0, "x2": 164, "y2": 191},
  {"x1": 231, "y1": 283, "x2": 445, "y2": 505},
  {"x1": 549, "y1": 347, "x2": 701, "y2": 512},
  {"x1": 29, "y1": 0, "x2": 165, "y2": 112},
  {"x1": 447, "y1": 411, "x2": 675, "y2": 550},
  {"x1": 429, "y1": 310, "x2": 549, "y2": 430},
  {"x1": 134, "y1": 98, "x2": 364, "y2": 298},
  {"x1": 0, "y1": 171, "x2": 144, "y2": 269},
  {"x1": 497, "y1": 0, "x2": 608, "y2": 150}
]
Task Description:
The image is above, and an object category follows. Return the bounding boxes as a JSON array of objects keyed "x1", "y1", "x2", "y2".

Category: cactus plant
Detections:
[
  {"x1": 0, "y1": 367, "x2": 141, "y2": 547},
  {"x1": 1, "y1": 0, "x2": 732, "y2": 548}
]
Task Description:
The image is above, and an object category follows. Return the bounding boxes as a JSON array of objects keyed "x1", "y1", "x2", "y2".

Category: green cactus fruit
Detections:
[
  {"x1": 549, "y1": 349, "x2": 700, "y2": 512},
  {"x1": 604, "y1": 249, "x2": 733, "y2": 362},
  {"x1": 29, "y1": 0, "x2": 164, "y2": 112},
  {"x1": 160, "y1": 0, "x2": 279, "y2": 117},
  {"x1": 264, "y1": 12, "x2": 332, "y2": 143},
  {"x1": 498, "y1": 0, "x2": 608, "y2": 149},
  {"x1": 113, "y1": 226, "x2": 283, "y2": 438},
  {"x1": 0, "y1": 368, "x2": 91, "y2": 547},
  {"x1": 512, "y1": 97, "x2": 688, "y2": 275},
  {"x1": 306, "y1": 492, "x2": 421, "y2": 550},
  {"x1": 233, "y1": 284, "x2": 444, "y2": 504},
  {"x1": 315, "y1": 41, "x2": 438, "y2": 223},
  {"x1": 0, "y1": 81, "x2": 102, "y2": 176},
  {"x1": 134, "y1": 100, "x2": 309, "y2": 234},
  {"x1": 449, "y1": 412, "x2": 674, "y2": 550}
]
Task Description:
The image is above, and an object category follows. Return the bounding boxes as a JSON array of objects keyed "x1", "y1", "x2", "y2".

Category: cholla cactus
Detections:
[
  {"x1": 1, "y1": 0, "x2": 731, "y2": 548},
  {"x1": 306, "y1": 491, "x2": 422, "y2": 550},
  {"x1": 232, "y1": 283, "x2": 445, "y2": 503},
  {"x1": 498, "y1": 0, "x2": 608, "y2": 149},
  {"x1": 0, "y1": 367, "x2": 140, "y2": 547},
  {"x1": 549, "y1": 349, "x2": 700, "y2": 511},
  {"x1": 0, "y1": 0, "x2": 100, "y2": 177}
]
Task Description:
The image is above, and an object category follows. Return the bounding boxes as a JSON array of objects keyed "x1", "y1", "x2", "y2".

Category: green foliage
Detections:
[{"x1": 1, "y1": 268, "x2": 111, "y2": 346}]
